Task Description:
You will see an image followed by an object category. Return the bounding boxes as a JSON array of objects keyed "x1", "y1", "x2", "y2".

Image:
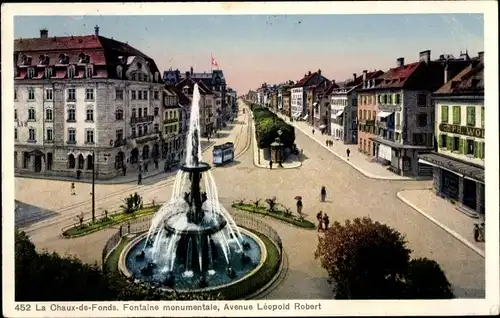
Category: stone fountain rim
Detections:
[{"x1": 118, "y1": 226, "x2": 267, "y2": 293}]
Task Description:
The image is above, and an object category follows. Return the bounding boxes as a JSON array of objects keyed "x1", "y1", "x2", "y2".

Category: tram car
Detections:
[{"x1": 212, "y1": 142, "x2": 235, "y2": 165}]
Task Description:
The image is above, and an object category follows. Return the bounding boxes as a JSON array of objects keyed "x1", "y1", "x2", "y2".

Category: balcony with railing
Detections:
[
  {"x1": 163, "y1": 118, "x2": 178, "y2": 125},
  {"x1": 130, "y1": 115, "x2": 155, "y2": 125},
  {"x1": 114, "y1": 138, "x2": 127, "y2": 147}
]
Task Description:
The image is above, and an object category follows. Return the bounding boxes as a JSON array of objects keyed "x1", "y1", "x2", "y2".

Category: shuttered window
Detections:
[
  {"x1": 452, "y1": 106, "x2": 461, "y2": 124},
  {"x1": 481, "y1": 107, "x2": 484, "y2": 128},
  {"x1": 441, "y1": 105, "x2": 449, "y2": 123},
  {"x1": 466, "y1": 106, "x2": 476, "y2": 126}
]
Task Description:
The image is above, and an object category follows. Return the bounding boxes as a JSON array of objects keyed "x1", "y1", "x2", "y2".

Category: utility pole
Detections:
[{"x1": 92, "y1": 150, "x2": 96, "y2": 223}]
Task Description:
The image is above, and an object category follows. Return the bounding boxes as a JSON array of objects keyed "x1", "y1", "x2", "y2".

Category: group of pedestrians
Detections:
[{"x1": 316, "y1": 210, "x2": 330, "y2": 232}]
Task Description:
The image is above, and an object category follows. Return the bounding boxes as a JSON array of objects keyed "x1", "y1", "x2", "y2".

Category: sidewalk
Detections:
[
  {"x1": 273, "y1": 112, "x2": 412, "y2": 180},
  {"x1": 15, "y1": 141, "x2": 215, "y2": 185},
  {"x1": 248, "y1": 106, "x2": 302, "y2": 169},
  {"x1": 397, "y1": 189, "x2": 485, "y2": 257}
]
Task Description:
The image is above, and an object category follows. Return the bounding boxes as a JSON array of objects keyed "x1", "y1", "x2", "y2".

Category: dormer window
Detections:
[
  {"x1": 85, "y1": 65, "x2": 94, "y2": 78},
  {"x1": 154, "y1": 72, "x2": 159, "y2": 82},
  {"x1": 44, "y1": 68, "x2": 53, "y2": 79},
  {"x1": 116, "y1": 65, "x2": 123, "y2": 79},
  {"x1": 27, "y1": 68, "x2": 35, "y2": 79},
  {"x1": 38, "y1": 54, "x2": 49, "y2": 65},
  {"x1": 137, "y1": 62, "x2": 142, "y2": 70},
  {"x1": 138, "y1": 73, "x2": 144, "y2": 81},
  {"x1": 59, "y1": 54, "x2": 69, "y2": 64},
  {"x1": 183, "y1": 86, "x2": 189, "y2": 95},
  {"x1": 78, "y1": 53, "x2": 90, "y2": 64},
  {"x1": 67, "y1": 65, "x2": 76, "y2": 79},
  {"x1": 20, "y1": 55, "x2": 28, "y2": 65}
]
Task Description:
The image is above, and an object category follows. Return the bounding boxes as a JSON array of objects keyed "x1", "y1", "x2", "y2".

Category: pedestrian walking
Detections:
[
  {"x1": 323, "y1": 214, "x2": 330, "y2": 231},
  {"x1": 127, "y1": 222, "x2": 131, "y2": 234},
  {"x1": 154, "y1": 159, "x2": 159, "y2": 170},
  {"x1": 144, "y1": 162, "x2": 149, "y2": 172},
  {"x1": 269, "y1": 160, "x2": 273, "y2": 169},
  {"x1": 346, "y1": 148, "x2": 351, "y2": 160},
  {"x1": 320, "y1": 186, "x2": 327, "y2": 202},
  {"x1": 312, "y1": 129, "x2": 315, "y2": 135},
  {"x1": 137, "y1": 173, "x2": 142, "y2": 185},
  {"x1": 296, "y1": 198, "x2": 303, "y2": 216},
  {"x1": 316, "y1": 210, "x2": 323, "y2": 232},
  {"x1": 76, "y1": 169, "x2": 82, "y2": 180},
  {"x1": 70, "y1": 182, "x2": 76, "y2": 195},
  {"x1": 119, "y1": 225, "x2": 123, "y2": 237},
  {"x1": 122, "y1": 165, "x2": 127, "y2": 176}
]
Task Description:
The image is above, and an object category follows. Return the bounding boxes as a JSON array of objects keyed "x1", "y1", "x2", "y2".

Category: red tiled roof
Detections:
[
  {"x1": 165, "y1": 85, "x2": 191, "y2": 106},
  {"x1": 175, "y1": 78, "x2": 213, "y2": 95},
  {"x1": 323, "y1": 81, "x2": 341, "y2": 95},
  {"x1": 434, "y1": 60, "x2": 483, "y2": 95},
  {"x1": 293, "y1": 72, "x2": 317, "y2": 87},
  {"x1": 375, "y1": 62, "x2": 422, "y2": 89}
]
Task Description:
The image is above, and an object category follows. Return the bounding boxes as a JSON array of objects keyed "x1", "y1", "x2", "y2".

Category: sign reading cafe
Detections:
[{"x1": 439, "y1": 123, "x2": 485, "y2": 139}]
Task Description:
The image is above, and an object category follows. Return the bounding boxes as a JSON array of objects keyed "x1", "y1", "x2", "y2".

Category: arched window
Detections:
[
  {"x1": 116, "y1": 65, "x2": 123, "y2": 79},
  {"x1": 78, "y1": 154, "x2": 84, "y2": 170},
  {"x1": 86, "y1": 154, "x2": 94, "y2": 170},
  {"x1": 115, "y1": 109, "x2": 123, "y2": 120},
  {"x1": 68, "y1": 154, "x2": 76, "y2": 169}
]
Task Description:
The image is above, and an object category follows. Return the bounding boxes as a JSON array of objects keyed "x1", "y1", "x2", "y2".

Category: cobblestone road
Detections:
[{"x1": 14, "y1": 100, "x2": 485, "y2": 299}]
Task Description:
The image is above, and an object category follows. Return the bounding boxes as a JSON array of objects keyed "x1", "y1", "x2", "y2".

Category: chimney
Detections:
[
  {"x1": 318, "y1": 69, "x2": 321, "y2": 75},
  {"x1": 419, "y1": 50, "x2": 431, "y2": 64},
  {"x1": 308, "y1": 71, "x2": 312, "y2": 76},
  {"x1": 353, "y1": 73, "x2": 357, "y2": 81},
  {"x1": 185, "y1": 71, "x2": 190, "y2": 78},
  {"x1": 444, "y1": 63, "x2": 450, "y2": 84},
  {"x1": 397, "y1": 57, "x2": 405, "y2": 67},
  {"x1": 362, "y1": 70, "x2": 368, "y2": 81},
  {"x1": 40, "y1": 29, "x2": 48, "y2": 38},
  {"x1": 94, "y1": 25, "x2": 100, "y2": 36},
  {"x1": 478, "y1": 51, "x2": 484, "y2": 62},
  {"x1": 190, "y1": 66, "x2": 193, "y2": 75}
]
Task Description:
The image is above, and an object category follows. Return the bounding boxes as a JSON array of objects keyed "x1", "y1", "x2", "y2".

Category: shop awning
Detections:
[
  {"x1": 333, "y1": 110, "x2": 344, "y2": 118},
  {"x1": 319, "y1": 124, "x2": 327, "y2": 129},
  {"x1": 418, "y1": 158, "x2": 464, "y2": 178},
  {"x1": 418, "y1": 153, "x2": 484, "y2": 183},
  {"x1": 313, "y1": 102, "x2": 319, "y2": 107},
  {"x1": 377, "y1": 111, "x2": 393, "y2": 118},
  {"x1": 303, "y1": 114, "x2": 309, "y2": 120}
]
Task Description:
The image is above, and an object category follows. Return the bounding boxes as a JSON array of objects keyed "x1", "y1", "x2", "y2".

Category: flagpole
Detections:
[{"x1": 210, "y1": 52, "x2": 213, "y2": 73}]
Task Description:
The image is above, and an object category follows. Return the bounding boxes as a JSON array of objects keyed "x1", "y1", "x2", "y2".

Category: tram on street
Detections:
[{"x1": 212, "y1": 142, "x2": 235, "y2": 165}]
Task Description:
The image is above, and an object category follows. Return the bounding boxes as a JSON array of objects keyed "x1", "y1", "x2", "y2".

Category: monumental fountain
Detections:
[{"x1": 119, "y1": 84, "x2": 266, "y2": 293}]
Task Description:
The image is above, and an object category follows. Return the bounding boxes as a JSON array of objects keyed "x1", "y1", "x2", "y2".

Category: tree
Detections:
[{"x1": 314, "y1": 217, "x2": 454, "y2": 299}]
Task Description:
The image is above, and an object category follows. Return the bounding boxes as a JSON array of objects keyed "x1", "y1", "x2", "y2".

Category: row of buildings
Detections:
[
  {"x1": 246, "y1": 49, "x2": 485, "y2": 217},
  {"x1": 13, "y1": 26, "x2": 237, "y2": 180}
]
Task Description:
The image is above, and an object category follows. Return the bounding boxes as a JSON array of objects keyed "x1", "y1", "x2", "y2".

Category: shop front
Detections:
[{"x1": 418, "y1": 153, "x2": 485, "y2": 217}]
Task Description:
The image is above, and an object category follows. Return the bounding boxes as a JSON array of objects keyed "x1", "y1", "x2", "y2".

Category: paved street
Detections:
[{"x1": 15, "y1": 100, "x2": 485, "y2": 299}]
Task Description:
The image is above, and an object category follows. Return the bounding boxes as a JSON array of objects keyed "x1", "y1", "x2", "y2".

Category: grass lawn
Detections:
[
  {"x1": 63, "y1": 207, "x2": 157, "y2": 238},
  {"x1": 104, "y1": 237, "x2": 131, "y2": 273},
  {"x1": 232, "y1": 203, "x2": 315, "y2": 229}
]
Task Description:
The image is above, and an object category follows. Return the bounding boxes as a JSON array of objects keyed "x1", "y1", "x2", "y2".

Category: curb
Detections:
[
  {"x1": 248, "y1": 108, "x2": 302, "y2": 170},
  {"x1": 396, "y1": 191, "x2": 485, "y2": 258}
]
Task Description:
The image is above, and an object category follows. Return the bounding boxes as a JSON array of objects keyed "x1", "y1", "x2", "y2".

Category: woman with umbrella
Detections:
[{"x1": 295, "y1": 196, "x2": 303, "y2": 216}]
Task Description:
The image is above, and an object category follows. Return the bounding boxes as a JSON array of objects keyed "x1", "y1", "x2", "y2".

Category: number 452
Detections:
[{"x1": 15, "y1": 304, "x2": 32, "y2": 311}]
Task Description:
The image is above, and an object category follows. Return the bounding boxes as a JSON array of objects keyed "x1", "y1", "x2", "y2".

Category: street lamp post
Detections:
[
  {"x1": 91, "y1": 150, "x2": 96, "y2": 223},
  {"x1": 277, "y1": 129, "x2": 283, "y2": 167}
]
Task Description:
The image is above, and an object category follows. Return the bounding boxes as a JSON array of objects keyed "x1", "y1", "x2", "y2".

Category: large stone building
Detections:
[
  {"x1": 290, "y1": 70, "x2": 329, "y2": 121},
  {"x1": 162, "y1": 86, "x2": 191, "y2": 162},
  {"x1": 13, "y1": 27, "x2": 164, "y2": 180},
  {"x1": 175, "y1": 77, "x2": 215, "y2": 137},
  {"x1": 419, "y1": 52, "x2": 484, "y2": 217},
  {"x1": 308, "y1": 79, "x2": 332, "y2": 129},
  {"x1": 357, "y1": 72, "x2": 384, "y2": 156},
  {"x1": 367, "y1": 50, "x2": 471, "y2": 177}
]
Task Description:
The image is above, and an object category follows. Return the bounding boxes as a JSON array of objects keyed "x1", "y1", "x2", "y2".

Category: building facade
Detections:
[
  {"x1": 283, "y1": 89, "x2": 291, "y2": 117},
  {"x1": 419, "y1": 53, "x2": 484, "y2": 217},
  {"x1": 13, "y1": 27, "x2": 164, "y2": 180},
  {"x1": 357, "y1": 72, "x2": 382, "y2": 155},
  {"x1": 291, "y1": 70, "x2": 329, "y2": 121},
  {"x1": 310, "y1": 80, "x2": 332, "y2": 129},
  {"x1": 368, "y1": 51, "x2": 471, "y2": 176}
]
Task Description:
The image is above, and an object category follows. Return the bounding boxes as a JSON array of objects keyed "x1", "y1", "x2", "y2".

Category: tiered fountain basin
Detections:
[{"x1": 119, "y1": 226, "x2": 267, "y2": 292}]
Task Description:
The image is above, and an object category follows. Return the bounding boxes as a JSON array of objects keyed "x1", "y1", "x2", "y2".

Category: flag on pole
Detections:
[{"x1": 211, "y1": 56, "x2": 219, "y2": 68}]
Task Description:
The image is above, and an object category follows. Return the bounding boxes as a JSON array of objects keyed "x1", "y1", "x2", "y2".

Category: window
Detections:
[
  {"x1": 396, "y1": 112, "x2": 401, "y2": 128},
  {"x1": 14, "y1": 128, "x2": 18, "y2": 140},
  {"x1": 131, "y1": 90, "x2": 136, "y2": 100},
  {"x1": 441, "y1": 105, "x2": 449, "y2": 123},
  {"x1": 358, "y1": 110, "x2": 362, "y2": 119},
  {"x1": 45, "y1": 108, "x2": 53, "y2": 121},
  {"x1": 131, "y1": 127, "x2": 136, "y2": 137},
  {"x1": 154, "y1": 107, "x2": 159, "y2": 116},
  {"x1": 481, "y1": 107, "x2": 484, "y2": 128},
  {"x1": 67, "y1": 106, "x2": 76, "y2": 122},
  {"x1": 86, "y1": 108, "x2": 94, "y2": 122},
  {"x1": 116, "y1": 129, "x2": 123, "y2": 140},
  {"x1": 466, "y1": 106, "x2": 476, "y2": 126},
  {"x1": 143, "y1": 108, "x2": 148, "y2": 117},
  {"x1": 395, "y1": 93, "x2": 401, "y2": 104},
  {"x1": 47, "y1": 153, "x2": 53, "y2": 170},
  {"x1": 412, "y1": 133, "x2": 426, "y2": 146},
  {"x1": 68, "y1": 128, "x2": 76, "y2": 143},
  {"x1": 86, "y1": 154, "x2": 94, "y2": 170},
  {"x1": 67, "y1": 88, "x2": 76, "y2": 101},
  {"x1": 138, "y1": 108, "x2": 142, "y2": 117},
  {"x1": 67, "y1": 66, "x2": 76, "y2": 78},
  {"x1": 144, "y1": 124, "x2": 148, "y2": 135},
  {"x1": 68, "y1": 154, "x2": 76, "y2": 169},
  {"x1": 452, "y1": 106, "x2": 461, "y2": 124},
  {"x1": 440, "y1": 134, "x2": 447, "y2": 148},
  {"x1": 417, "y1": 93, "x2": 427, "y2": 107},
  {"x1": 115, "y1": 109, "x2": 123, "y2": 120},
  {"x1": 453, "y1": 136, "x2": 460, "y2": 152},
  {"x1": 45, "y1": 89, "x2": 53, "y2": 100},
  {"x1": 46, "y1": 128, "x2": 53, "y2": 141},
  {"x1": 417, "y1": 113, "x2": 428, "y2": 127},
  {"x1": 363, "y1": 110, "x2": 367, "y2": 120},
  {"x1": 27, "y1": 68, "x2": 35, "y2": 79},
  {"x1": 85, "y1": 129, "x2": 94, "y2": 144},
  {"x1": 154, "y1": 91, "x2": 159, "y2": 100},
  {"x1": 154, "y1": 123, "x2": 159, "y2": 133},
  {"x1": 14, "y1": 151, "x2": 18, "y2": 168},
  {"x1": 86, "y1": 66, "x2": 93, "y2": 78},
  {"x1": 116, "y1": 89, "x2": 124, "y2": 100},
  {"x1": 28, "y1": 128, "x2": 36, "y2": 141},
  {"x1": 28, "y1": 87, "x2": 35, "y2": 100},
  {"x1": 138, "y1": 125, "x2": 143, "y2": 136},
  {"x1": 14, "y1": 89, "x2": 18, "y2": 100},
  {"x1": 14, "y1": 109, "x2": 18, "y2": 120},
  {"x1": 466, "y1": 139, "x2": 474, "y2": 155},
  {"x1": 85, "y1": 88, "x2": 94, "y2": 101},
  {"x1": 143, "y1": 91, "x2": 148, "y2": 100},
  {"x1": 131, "y1": 108, "x2": 137, "y2": 117},
  {"x1": 44, "y1": 68, "x2": 53, "y2": 79},
  {"x1": 28, "y1": 108, "x2": 36, "y2": 121},
  {"x1": 138, "y1": 91, "x2": 143, "y2": 100}
]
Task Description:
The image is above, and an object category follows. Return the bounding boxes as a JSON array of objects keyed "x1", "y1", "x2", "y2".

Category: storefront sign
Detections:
[
  {"x1": 378, "y1": 105, "x2": 401, "y2": 112},
  {"x1": 439, "y1": 123, "x2": 484, "y2": 138}
]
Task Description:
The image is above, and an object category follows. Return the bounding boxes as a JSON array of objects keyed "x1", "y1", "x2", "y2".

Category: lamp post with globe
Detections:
[{"x1": 277, "y1": 129, "x2": 284, "y2": 167}]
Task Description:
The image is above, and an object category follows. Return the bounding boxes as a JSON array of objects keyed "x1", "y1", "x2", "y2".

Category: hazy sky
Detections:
[{"x1": 14, "y1": 14, "x2": 484, "y2": 93}]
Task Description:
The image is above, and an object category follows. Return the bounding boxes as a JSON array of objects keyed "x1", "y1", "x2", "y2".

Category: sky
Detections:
[{"x1": 14, "y1": 14, "x2": 484, "y2": 93}]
